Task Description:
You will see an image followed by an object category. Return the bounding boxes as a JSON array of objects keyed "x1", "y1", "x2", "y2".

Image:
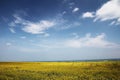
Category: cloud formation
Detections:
[
  {"x1": 82, "y1": 12, "x2": 95, "y2": 18},
  {"x1": 82, "y1": 0, "x2": 120, "y2": 25},
  {"x1": 65, "y1": 33, "x2": 119, "y2": 48},
  {"x1": 31, "y1": 33, "x2": 120, "y2": 49},
  {"x1": 72, "y1": 7, "x2": 79, "y2": 13},
  {"x1": 95, "y1": 0, "x2": 120, "y2": 23},
  {"x1": 9, "y1": 15, "x2": 55, "y2": 34},
  {"x1": 22, "y1": 20, "x2": 55, "y2": 34}
]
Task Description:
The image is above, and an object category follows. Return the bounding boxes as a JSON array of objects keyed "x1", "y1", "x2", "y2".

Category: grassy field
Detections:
[{"x1": 0, "y1": 61, "x2": 120, "y2": 80}]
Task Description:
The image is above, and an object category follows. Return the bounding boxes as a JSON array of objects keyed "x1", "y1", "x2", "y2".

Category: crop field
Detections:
[{"x1": 0, "y1": 61, "x2": 120, "y2": 80}]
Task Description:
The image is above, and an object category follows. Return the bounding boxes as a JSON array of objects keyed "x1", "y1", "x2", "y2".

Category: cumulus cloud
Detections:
[
  {"x1": 82, "y1": 12, "x2": 95, "y2": 18},
  {"x1": 72, "y1": 7, "x2": 79, "y2": 13},
  {"x1": 95, "y1": 0, "x2": 120, "y2": 22},
  {"x1": 82, "y1": 0, "x2": 120, "y2": 25},
  {"x1": 9, "y1": 15, "x2": 55, "y2": 34},
  {"x1": 64, "y1": 33, "x2": 119, "y2": 48}
]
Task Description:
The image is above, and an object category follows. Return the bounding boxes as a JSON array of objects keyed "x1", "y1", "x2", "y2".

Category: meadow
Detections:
[{"x1": 0, "y1": 61, "x2": 120, "y2": 80}]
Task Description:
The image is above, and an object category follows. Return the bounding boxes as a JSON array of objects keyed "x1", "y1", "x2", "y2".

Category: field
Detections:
[{"x1": 0, "y1": 61, "x2": 120, "y2": 80}]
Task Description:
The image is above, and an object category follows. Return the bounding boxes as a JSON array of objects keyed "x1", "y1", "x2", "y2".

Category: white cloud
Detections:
[
  {"x1": 9, "y1": 28, "x2": 16, "y2": 33},
  {"x1": 95, "y1": 0, "x2": 120, "y2": 22},
  {"x1": 82, "y1": 12, "x2": 95, "y2": 18},
  {"x1": 9, "y1": 15, "x2": 55, "y2": 34},
  {"x1": 82, "y1": 0, "x2": 120, "y2": 25},
  {"x1": 31, "y1": 33, "x2": 119, "y2": 49},
  {"x1": 22, "y1": 20, "x2": 55, "y2": 34},
  {"x1": 116, "y1": 18, "x2": 120, "y2": 25},
  {"x1": 72, "y1": 7, "x2": 79, "y2": 13},
  {"x1": 64, "y1": 33, "x2": 119, "y2": 48},
  {"x1": 110, "y1": 21, "x2": 116, "y2": 25},
  {"x1": 9, "y1": 13, "x2": 81, "y2": 34}
]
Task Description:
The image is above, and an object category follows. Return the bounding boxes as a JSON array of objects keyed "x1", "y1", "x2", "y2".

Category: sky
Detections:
[{"x1": 0, "y1": 0, "x2": 120, "y2": 61}]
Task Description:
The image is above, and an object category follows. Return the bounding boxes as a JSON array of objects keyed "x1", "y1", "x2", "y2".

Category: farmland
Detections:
[{"x1": 0, "y1": 61, "x2": 120, "y2": 80}]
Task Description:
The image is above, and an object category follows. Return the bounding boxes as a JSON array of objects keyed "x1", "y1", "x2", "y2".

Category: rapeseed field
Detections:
[{"x1": 0, "y1": 61, "x2": 120, "y2": 80}]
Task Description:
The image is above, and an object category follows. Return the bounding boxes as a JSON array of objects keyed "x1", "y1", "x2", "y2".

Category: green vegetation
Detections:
[{"x1": 0, "y1": 61, "x2": 120, "y2": 80}]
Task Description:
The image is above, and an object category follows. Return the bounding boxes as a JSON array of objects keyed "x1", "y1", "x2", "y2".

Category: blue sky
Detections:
[{"x1": 0, "y1": 0, "x2": 120, "y2": 61}]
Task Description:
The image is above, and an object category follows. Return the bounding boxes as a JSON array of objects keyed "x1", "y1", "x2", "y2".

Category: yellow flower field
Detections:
[{"x1": 0, "y1": 61, "x2": 120, "y2": 80}]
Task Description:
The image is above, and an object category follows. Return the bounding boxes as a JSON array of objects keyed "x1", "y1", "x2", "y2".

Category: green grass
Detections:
[{"x1": 0, "y1": 61, "x2": 120, "y2": 80}]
